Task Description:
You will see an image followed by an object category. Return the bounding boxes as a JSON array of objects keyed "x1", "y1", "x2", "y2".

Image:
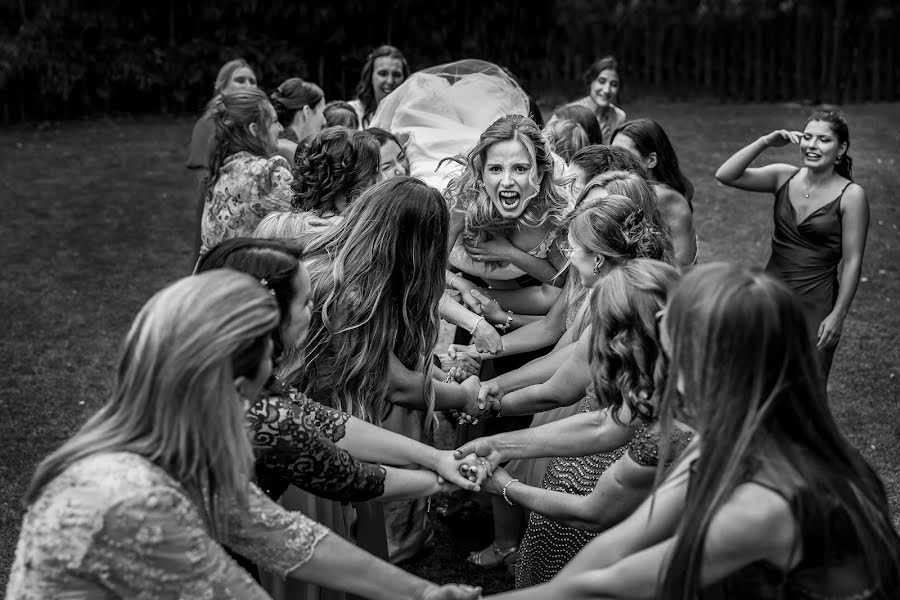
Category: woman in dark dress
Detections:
[
  {"x1": 715, "y1": 111, "x2": 869, "y2": 379},
  {"x1": 489, "y1": 263, "x2": 900, "y2": 600}
]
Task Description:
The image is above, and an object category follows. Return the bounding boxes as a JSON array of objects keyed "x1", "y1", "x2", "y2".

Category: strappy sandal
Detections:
[{"x1": 466, "y1": 543, "x2": 519, "y2": 569}]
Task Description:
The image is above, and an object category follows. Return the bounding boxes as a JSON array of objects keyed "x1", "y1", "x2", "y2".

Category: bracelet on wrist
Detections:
[
  {"x1": 502, "y1": 478, "x2": 520, "y2": 506},
  {"x1": 448, "y1": 272, "x2": 461, "y2": 288},
  {"x1": 495, "y1": 310, "x2": 514, "y2": 332},
  {"x1": 469, "y1": 316, "x2": 485, "y2": 335}
]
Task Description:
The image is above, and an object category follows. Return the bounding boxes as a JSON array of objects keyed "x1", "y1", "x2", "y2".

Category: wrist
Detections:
[
  {"x1": 421, "y1": 447, "x2": 443, "y2": 472},
  {"x1": 415, "y1": 582, "x2": 438, "y2": 600},
  {"x1": 757, "y1": 135, "x2": 771, "y2": 148}
]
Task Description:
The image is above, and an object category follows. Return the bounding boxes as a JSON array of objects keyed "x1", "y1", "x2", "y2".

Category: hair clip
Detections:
[{"x1": 259, "y1": 278, "x2": 276, "y2": 297}]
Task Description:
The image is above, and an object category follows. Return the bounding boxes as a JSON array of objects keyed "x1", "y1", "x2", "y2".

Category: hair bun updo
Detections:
[{"x1": 620, "y1": 208, "x2": 665, "y2": 260}]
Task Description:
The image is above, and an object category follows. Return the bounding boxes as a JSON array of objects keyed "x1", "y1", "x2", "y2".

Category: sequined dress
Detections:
[
  {"x1": 6, "y1": 452, "x2": 328, "y2": 599},
  {"x1": 515, "y1": 396, "x2": 693, "y2": 587}
]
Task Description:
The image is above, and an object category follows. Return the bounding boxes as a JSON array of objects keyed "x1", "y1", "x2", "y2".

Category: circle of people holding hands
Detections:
[{"x1": 7, "y1": 44, "x2": 897, "y2": 600}]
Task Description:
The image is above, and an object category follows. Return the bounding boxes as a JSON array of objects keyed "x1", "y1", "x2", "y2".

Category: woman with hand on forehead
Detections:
[{"x1": 715, "y1": 110, "x2": 869, "y2": 379}]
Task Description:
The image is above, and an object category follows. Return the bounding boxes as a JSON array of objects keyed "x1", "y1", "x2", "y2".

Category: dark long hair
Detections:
[
  {"x1": 203, "y1": 89, "x2": 273, "y2": 199},
  {"x1": 582, "y1": 55, "x2": 623, "y2": 99},
  {"x1": 570, "y1": 145, "x2": 649, "y2": 181},
  {"x1": 195, "y1": 238, "x2": 302, "y2": 363},
  {"x1": 290, "y1": 126, "x2": 380, "y2": 215},
  {"x1": 612, "y1": 118, "x2": 694, "y2": 209},
  {"x1": 297, "y1": 177, "x2": 448, "y2": 426},
  {"x1": 354, "y1": 45, "x2": 409, "y2": 122},
  {"x1": 659, "y1": 263, "x2": 900, "y2": 598},
  {"x1": 807, "y1": 110, "x2": 853, "y2": 180}
]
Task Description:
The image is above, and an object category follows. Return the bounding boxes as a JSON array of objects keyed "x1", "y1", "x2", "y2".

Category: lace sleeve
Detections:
[
  {"x1": 85, "y1": 488, "x2": 271, "y2": 598},
  {"x1": 248, "y1": 394, "x2": 386, "y2": 503},
  {"x1": 225, "y1": 483, "x2": 330, "y2": 578},
  {"x1": 289, "y1": 390, "x2": 350, "y2": 442}
]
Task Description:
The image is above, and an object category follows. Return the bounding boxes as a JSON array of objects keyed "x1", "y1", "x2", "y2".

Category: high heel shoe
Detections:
[{"x1": 466, "y1": 543, "x2": 519, "y2": 569}]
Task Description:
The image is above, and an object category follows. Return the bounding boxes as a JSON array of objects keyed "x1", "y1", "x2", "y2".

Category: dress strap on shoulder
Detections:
[{"x1": 776, "y1": 168, "x2": 801, "y2": 195}]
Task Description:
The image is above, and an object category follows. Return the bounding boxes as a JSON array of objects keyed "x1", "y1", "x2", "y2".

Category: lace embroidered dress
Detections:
[
  {"x1": 515, "y1": 396, "x2": 693, "y2": 587},
  {"x1": 199, "y1": 151, "x2": 294, "y2": 256},
  {"x1": 250, "y1": 380, "x2": 386, "y2": 504},
  {"x1": 6, "y1": 452, "x2": 328, "y2": 599}
]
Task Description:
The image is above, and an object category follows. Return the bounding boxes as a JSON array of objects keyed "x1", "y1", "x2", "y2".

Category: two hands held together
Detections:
[{"x1": 453, "y1": 436, "x2": 515, "y2": 498}]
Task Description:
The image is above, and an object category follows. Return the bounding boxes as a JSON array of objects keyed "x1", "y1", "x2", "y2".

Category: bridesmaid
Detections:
[
  {"x1": 564, "y1": 56, "x2": 626, "y2": 144},
  {"x1": 715, "y1": 110, "x2": 869, "y2": 379}
]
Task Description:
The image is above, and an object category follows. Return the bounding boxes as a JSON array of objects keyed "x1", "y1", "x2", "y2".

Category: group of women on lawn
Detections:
[{"x1": 6, "y1": 44, "x2": 897, "y2": 600}]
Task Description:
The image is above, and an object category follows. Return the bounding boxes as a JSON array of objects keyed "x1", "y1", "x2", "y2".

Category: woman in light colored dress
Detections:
[
  {"x1": 5, "y1": 269, "x2": 482, "y2": 600},
  {"x1": 348, "y1": 45, "x2": 409, "y2": 130},
  {"x1": 564, "y1": 56, "x2": 626, "y2": 144}
]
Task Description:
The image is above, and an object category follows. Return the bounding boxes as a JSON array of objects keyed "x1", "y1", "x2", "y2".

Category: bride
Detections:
[{"x1": 372, "y1": 61, "x2": 570, "y2": 354}]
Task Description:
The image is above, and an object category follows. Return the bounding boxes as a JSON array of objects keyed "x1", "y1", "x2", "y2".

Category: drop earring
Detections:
[{"x1": 593, "y1": 256, "x2": 604, "y2": 275}]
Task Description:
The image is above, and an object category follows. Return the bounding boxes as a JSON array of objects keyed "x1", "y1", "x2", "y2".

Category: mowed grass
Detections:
[{"x1": 1, "y1": 102, "x2": 898, "y2": 593}]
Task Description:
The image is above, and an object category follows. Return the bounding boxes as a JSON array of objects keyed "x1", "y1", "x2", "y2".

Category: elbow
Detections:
[{"x1": 714, "y1": 168, "x2": 729, "y2": 184}]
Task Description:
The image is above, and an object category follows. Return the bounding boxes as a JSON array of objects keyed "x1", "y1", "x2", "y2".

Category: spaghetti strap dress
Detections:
[{"x1": 765, "y1": 171, "x2": 850, "y2": 376}]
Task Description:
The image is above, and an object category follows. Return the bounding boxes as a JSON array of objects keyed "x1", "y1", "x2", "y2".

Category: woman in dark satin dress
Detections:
[{"x1": 714, "y1": 111, "x2": 869, "y2": 379}]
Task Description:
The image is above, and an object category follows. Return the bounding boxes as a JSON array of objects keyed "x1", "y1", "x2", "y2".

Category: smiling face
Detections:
[
  {"x1": 589, "y1": 68, "x2": 620, "y2": 109},
  {"x1": 372, "y1": 56, "x2": 405, "y2": 105},
  {"x1": 281, "y1": 265, "x2": 313, "y2": 350},
  {"x1": 800, "y1": 120, "x2": 846, "y2": 172},
  {"x1": 482, "y1": 138, "x2": 540, "y2": 220},
  {"x1": 223, "y1": 66, "x2": 258, "y2": 95},
  {"x1": 378, "y1": 139, "x2": 409, "y2": 180}
]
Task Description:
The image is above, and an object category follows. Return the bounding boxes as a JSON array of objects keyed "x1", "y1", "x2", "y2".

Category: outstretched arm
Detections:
[{"x1": 714, "y1": 130, "x2": 801, "y2": 193}]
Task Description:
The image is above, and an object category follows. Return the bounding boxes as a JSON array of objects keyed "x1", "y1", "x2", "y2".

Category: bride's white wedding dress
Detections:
[{"x1": 369, "y1": 59, "x2": 530, "y2": 193}]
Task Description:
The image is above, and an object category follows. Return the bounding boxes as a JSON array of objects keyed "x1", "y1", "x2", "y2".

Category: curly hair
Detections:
[
  {"x1": 570, "y1": 170, "x2": 676, "y2": 265},
  {"x1": 354, "y1": 45, "x2": 410, "y2": 123},
  {"x1": 295, "y1": 177, "x2": 448, "y2": 426},
  {"x1": 290, "y1": 126, "x2": 380, "y2": 215},
  {"x1": 588, "y1": 259, "x2": 678, "y2": 425},
  {"x1": 443, "y1": 114, "x2": 570, "y2": 240}
]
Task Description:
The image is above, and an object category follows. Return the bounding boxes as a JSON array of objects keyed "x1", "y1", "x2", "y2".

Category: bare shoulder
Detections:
[
  {"x1": 840, "y1": 182, "x2": 868, "y2": 207},
  {"x1": 709, "y1": 483, "x2": 797, "y2": 566},
  {"x1": 655, "y1": 186, "x2": 691, "y2": 215}
]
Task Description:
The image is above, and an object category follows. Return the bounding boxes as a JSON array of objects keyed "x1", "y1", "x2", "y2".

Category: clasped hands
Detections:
[{"x1": 453, "y1": 435, "x2": 514, "y2": 496}]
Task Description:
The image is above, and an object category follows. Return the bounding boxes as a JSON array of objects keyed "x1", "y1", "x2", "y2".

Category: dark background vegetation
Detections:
[{"x1": 1, "y1": 0, "x2": 899, "y2": 123}]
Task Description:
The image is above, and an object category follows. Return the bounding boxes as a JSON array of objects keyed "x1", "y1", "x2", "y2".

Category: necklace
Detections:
[{"x1": 803, "y1": 177, "x2": 826, "y2": 199}]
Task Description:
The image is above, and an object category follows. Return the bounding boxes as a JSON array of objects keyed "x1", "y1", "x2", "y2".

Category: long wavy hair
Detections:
[
  {"x1": 204, "y1": 88, "x2": 274, "y2": 199},
  {"x1": 612, "y1": 118, "x2": 695, "y2": 209},
  {"x1": 589, "y1": 259, "x2": 679, "y2": 425},
  {"x1": 213, "y1": 58, "x2": 254, "y2": 95},
  {"x1": 659, "y1": 263, "x2": 900, "y2": 598},
  {"x1": 296, "y1": 177, "x2": 448, "y2": 426},
  {"x1": 807, "y1": 110, "x2": 853, "y2": 180},
  {"x1": 25, "y1": 271, "x2": 279, "y2": 538},
  {"x1": 291, "y1": 126, "x2": 380, "y2": 215},
  {"x1": 354, "y1": 45, "x2": 410, "y2": 122},
  {"x1": 570, "y1": 145, "x2": 648, "y2": 181},
  {"x1": 444, "y1": 114, "x2": 570, "y2": 241}
]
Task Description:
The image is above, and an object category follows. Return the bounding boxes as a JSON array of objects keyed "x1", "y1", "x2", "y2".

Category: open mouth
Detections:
[
  {"x1": 498, "y1": 191, "x2": 521, "y2": 210},
  {"x1": 804, "y1": 152, "x2": 822, "y2": 160}
]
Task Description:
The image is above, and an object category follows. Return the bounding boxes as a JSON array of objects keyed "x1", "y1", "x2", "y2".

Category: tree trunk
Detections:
[{"x1": 828, "y1": 0, "x2": 847, "y2": 101}]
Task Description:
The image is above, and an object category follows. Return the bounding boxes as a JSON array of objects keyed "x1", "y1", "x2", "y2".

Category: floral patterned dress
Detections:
[
  {"x1": 199, "y1": 151, "x2": 294, "y2": 256},
  {"x1": 6, "y1": 452, "x2": 328, "y2": 599}
]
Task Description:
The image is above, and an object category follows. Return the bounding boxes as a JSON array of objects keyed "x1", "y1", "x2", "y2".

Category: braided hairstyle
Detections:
[{"x1": 290, "y1": 127, "x2": 380, "y2": 215}]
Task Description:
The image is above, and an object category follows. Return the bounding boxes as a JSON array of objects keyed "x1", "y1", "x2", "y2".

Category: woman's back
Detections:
[
  {"x1": 7, "y1": 452, "x2": 286, "y2": 599},
  {"x1": 702, "y1": 446, "x2": 899, "y2": 599}
]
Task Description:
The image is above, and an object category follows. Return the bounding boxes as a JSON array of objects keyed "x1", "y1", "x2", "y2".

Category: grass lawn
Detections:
[{"x1": 1, "y1": 102, "x2": 898, "y2": 593}]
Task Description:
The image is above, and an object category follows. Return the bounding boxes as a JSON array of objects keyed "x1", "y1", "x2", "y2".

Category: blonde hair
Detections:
[
  {"x1": 543, "y1": 117, "x2": 589, "y2": 163},
  {"x1": 253, "y1": 210, "x2": 310, "y2": 240},
  {"x1": 444, "y1": 114, "x2": 570, "y2": 241},
  {"x1": 25, "y1": 271, "x2": 279, "y2": 537}
]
